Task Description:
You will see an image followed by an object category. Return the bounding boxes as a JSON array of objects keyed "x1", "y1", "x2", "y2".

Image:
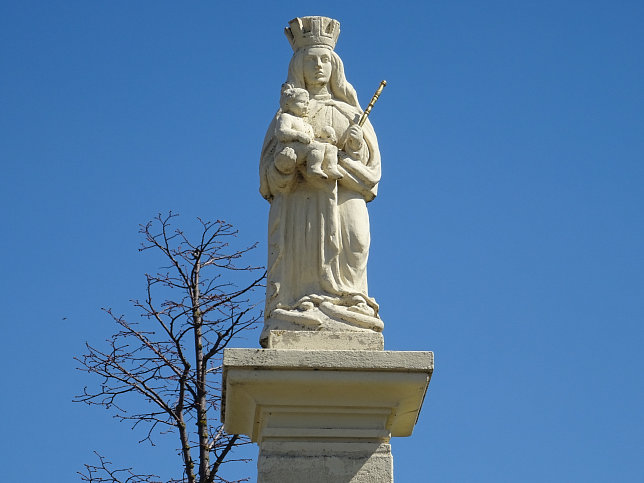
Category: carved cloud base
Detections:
[
  {"x1": 222, "y1": 346, "x2": 433, "y2": 482},
  {"x1": 260, "y1": 303, "x2": 384, "y2": 348}
]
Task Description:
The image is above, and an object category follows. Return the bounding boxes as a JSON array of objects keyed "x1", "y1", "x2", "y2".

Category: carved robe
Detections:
[{"x1": 259, "y1": 95, "x2": 381, "y2": 343}]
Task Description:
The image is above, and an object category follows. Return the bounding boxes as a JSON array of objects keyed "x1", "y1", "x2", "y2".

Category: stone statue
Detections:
[{"x1": 259, "y1": 16, "x2": 383, "y2": 347}]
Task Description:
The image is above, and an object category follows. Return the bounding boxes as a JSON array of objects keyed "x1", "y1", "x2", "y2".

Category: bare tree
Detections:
[{"x1": 76, "y1": 212, "x2": 264, "y2": 483}]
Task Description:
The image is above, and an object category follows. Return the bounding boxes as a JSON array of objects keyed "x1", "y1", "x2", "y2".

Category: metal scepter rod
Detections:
[{"x1": 358, "y1": 80, "x2": 387, "y2": 127}]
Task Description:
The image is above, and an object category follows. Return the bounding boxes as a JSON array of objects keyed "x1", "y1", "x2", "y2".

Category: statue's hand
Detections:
[
  {"x1": 298, "y1": 133, "x2": 312, "y2": 144},
  {"x1": 338, "y1": 155, "x2": 360, "y2": 170},
  {"x1": 345, "y1": 125, "x2": 364, "y2": 151}
]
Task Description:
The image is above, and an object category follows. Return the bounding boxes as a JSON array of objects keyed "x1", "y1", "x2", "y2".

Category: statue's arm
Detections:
[
  {"x1": 338, "y1": 153, "x2": 380, "y2": 192},
  {"x1": 276, "y1": 114, "x2": 310, "y2": 144},
  {"x1": 337, "y1": 121, "x2": 381, "y2": 192},
  {"x1": 260, "y1": 115, "x2": 297, "y2": 200}
]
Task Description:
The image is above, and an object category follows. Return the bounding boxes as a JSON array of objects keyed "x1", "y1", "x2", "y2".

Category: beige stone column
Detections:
[{"x1": 222, "y1": 332, "x2": 433, "y2": 482}]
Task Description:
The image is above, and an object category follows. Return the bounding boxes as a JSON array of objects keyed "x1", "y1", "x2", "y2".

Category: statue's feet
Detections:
[
  {"x1": 308, "y1": 165, "x2": 328, "y2": 179},
  {"x1": 347, "y1": 302, "x2": 374, "y2": 317},
  {"x1": 326, "y1": 166, "x2": 343, "y2": 180}
]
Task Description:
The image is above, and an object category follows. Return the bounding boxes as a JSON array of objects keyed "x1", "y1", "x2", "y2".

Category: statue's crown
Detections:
[{"x1": 285, "y1": 16, "x2": 340, "y2": 51}]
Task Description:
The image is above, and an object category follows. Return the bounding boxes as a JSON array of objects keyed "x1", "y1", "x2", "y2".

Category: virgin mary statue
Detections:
[{"x1": 259, "y1": 16, "x2": 383, "y2": 347}]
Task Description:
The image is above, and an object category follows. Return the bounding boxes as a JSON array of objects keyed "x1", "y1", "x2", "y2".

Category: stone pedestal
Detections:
[
  {"x1": 222, "y1": 336, "x2": 433, "y2": 482},
  {"x1": 258, "y1": 442, "x2": 393, "y2": 483}
]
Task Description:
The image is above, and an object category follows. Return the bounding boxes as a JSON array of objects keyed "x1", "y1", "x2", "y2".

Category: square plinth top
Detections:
[{"x1": 222, "y1": 348, "x2": 434, "y2": 441}]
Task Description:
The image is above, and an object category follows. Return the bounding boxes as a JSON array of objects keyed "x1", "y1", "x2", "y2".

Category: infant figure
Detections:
[{"x1": 274, "y1": 84, "x2": 343, "y2": 180}]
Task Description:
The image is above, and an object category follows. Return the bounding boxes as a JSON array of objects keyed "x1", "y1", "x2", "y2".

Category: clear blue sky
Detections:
[{"x1": 1, "y1": 1, "x2": 642, "y2": 481}]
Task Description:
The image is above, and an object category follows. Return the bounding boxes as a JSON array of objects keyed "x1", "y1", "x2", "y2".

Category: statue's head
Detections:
[
  {"x1": 284, "y1": 16, "x2": 359, "y2": 109},
  {"x1": 279, "y1": 83, "x2": 309, "y2": 116}
]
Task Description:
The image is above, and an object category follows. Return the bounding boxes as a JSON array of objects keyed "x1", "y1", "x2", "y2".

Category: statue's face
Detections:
[
  {"x1": 289, "y1": 94, "x2": 309, "y2": 117},
  {"x1": 302, "y1": 47, "x2": 332, "y2": 87}
]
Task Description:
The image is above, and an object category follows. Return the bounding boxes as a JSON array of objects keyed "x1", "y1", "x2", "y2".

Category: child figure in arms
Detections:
[{"x1": 274, "y1": 84, "x2": 343, "y2": 180}]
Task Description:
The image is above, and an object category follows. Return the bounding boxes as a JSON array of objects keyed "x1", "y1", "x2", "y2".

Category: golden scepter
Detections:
[{"x1": 358, "y1": 80, "x2": 387, "y2": 127}]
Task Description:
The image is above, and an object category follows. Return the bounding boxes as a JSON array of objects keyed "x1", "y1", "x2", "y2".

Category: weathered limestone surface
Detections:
[
  {"x1": 258, "y1": 442, "x2": 393, "y2": 483},
  {"x1": 223, "y1": 348, "x2": 433, "y2": 375},
  {"x1": 267, "y1": 330, "x2": 384, "y2": 350},
  {"x1": 227, "y1": 15, "x2": 434, "y2": 482},
  {"x1": 222, "y1": 348, "x2": 433, "y2": 482},
  {"x1": 259, "y1": 15, "x2": 384, "y2": 346}
]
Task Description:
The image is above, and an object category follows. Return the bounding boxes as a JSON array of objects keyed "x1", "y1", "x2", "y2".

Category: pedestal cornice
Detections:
[{"x1": 222, "y1": 348, "x2": 433, "y2": 442}]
